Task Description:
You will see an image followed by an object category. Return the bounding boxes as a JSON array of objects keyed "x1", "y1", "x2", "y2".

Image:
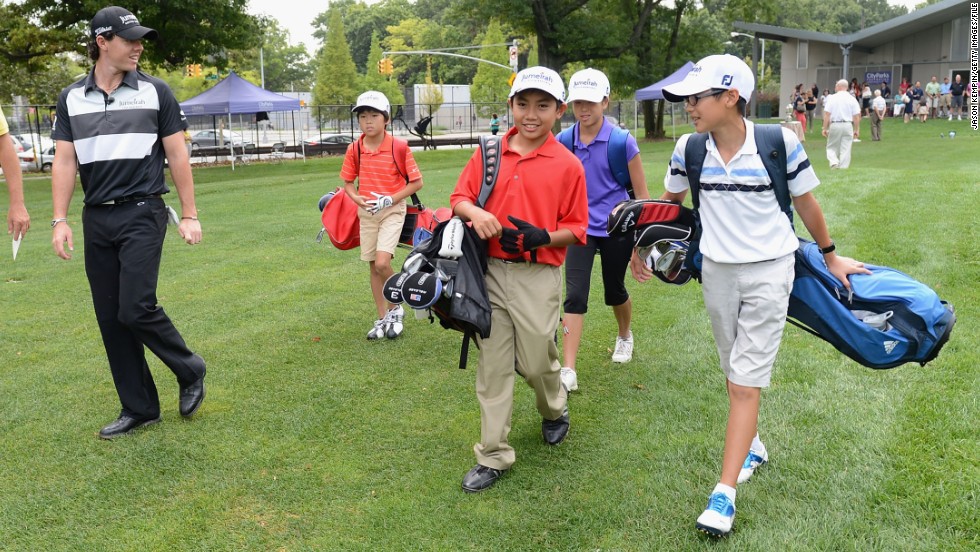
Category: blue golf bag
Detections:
[{"x1": 788, "y1": 239, "x2": 956, "y2": 369}]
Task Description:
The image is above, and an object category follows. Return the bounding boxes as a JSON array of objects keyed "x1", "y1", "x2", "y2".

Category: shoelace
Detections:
[
  {"x1": 707, "y1": 493, "x2": 734, "y2": 515},
  {"x1": 615, "y1": 337, "x2": 633, "y2": 354}
]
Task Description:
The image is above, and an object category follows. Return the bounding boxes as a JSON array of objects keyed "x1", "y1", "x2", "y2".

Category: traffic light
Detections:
[
  {"x1": 185, "y1": 65, "x2": 194, "y2": 78},
  {"x1": 378, "y1": 58, "x2": 394, "y2": 75},
  {"x1": 193, "y1": 64, "x2": 203, "y2": 77}
]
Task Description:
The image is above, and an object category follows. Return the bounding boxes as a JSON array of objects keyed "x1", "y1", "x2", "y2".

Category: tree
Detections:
[
  {"x1": 6, "y1": 0, "x2": 260, "y2": 67},
  {"x1": 313, "y1": 10, "x2": 360, "y2": 117},
  {"x1": 361, "y1": 33, "x2": 406, "y2": 107},
  {"x1": 311, "y1": 0, "x2": 414, "y2": 72},
  {"x1": 418, "y1": 59, "x2": 444, "y2": 117},
  {"x1": 228, "y1": 18, "x2": 313, "y2": 92},
  {"x1": 469, "y1": 20, "x2": 511, "y2": 117}
]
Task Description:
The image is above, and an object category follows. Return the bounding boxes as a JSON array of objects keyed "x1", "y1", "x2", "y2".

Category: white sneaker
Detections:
[
  {"x1": 737, "y1": 448, "x2": 769, "y2": 483},
  {"x1": 560, "y1": 367, "x2": 578, "y2": 392},
  {"x1": 957, "y1": 115, "x2": 962, "y2": 121},
  {"x1": 696, "y1": 491, "x2": 736, "y2": 537},
  {"x1": 611, "y1": 332, "x2": 633, "y2": 363},
  {"x1": 949, "y1": 115, "x2": 953, "y2": 121},
  {"x1": 366, "y1": 319, "x2": 385, "y2": 340},
  {"x1": 384, "y1": 305, "x2": 404, "y2": 339}
]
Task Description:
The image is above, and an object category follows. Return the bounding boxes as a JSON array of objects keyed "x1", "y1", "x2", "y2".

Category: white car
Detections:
[
  {"x1": 190, "y1": 130, "x2": 253, "y2": 150},
  {"x1": 18, "y1": 143, "x2": 56, "y2": 172}
]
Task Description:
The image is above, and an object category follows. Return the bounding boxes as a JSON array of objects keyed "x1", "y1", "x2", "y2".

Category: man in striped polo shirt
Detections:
[{"x1": 51, "y1": 6, "x2": 206, "y2": 440}]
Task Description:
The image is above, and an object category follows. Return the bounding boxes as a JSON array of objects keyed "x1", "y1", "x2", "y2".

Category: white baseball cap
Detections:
[
  {"x1": 662, "y1": 54, "x2": 755, "y2": 104},
  {"x1": 352, "y1": 91, "x2": 390, "y2": 116},
  {"x1": 509, "y1": 66, "x2": 565, "y2": 104},
  {"x1": 566, "y1": 68, "x2": 611, "y2": 103}
]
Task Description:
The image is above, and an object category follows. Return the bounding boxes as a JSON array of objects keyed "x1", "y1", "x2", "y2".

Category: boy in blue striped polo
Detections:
[{"x1": 641, "y1": 54, "x2": 870, "y2": 537}]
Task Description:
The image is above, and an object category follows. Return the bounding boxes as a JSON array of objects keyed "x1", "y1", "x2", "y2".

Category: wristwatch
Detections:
[
  {"x1": 51, "y1": 217, "x2": 68, "y2": 228},
  {"x1": 819, "y1": 241, "x2": 836, "y2": 254}
]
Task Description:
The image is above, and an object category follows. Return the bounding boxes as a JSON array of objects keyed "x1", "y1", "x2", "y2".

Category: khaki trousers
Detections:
[
  {"x1": 871, "y1": 111, "x2": 882, "y2": 141},
  {"x1": 473, "y1": 258, "x2": 568, "y2": 469},
  {"x1": 826, "y1": 122, "x2": 854, "y2": 168}
]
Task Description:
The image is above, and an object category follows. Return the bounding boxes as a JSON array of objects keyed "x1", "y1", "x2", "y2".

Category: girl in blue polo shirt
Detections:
[{"x1": 557, "y1": 68, "x2": 650, "y2": 393}]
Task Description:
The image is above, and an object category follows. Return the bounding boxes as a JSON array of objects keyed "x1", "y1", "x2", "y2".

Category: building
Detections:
[{"x1": 735, "y1": 0, "x2": 973, "y2": 103}]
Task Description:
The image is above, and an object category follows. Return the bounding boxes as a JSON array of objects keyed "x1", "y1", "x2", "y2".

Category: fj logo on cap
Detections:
[{"x1": 721, "y1": 75, "x2": 733, "y2": 86}]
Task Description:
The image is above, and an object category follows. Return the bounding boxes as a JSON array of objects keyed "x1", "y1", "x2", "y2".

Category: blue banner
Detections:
[{"x1": 865, "y1": 71, "x2": 891, "y2": 85}]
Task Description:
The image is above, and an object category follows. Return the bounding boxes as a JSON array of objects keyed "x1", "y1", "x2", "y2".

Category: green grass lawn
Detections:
[{"x1": 1, "y1": 117, "x2": 977, "y2": 550}]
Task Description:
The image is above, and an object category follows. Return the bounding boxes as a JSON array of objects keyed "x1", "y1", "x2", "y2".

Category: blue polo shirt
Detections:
[
  {"x1": 52, "y1": 69, "x2": 187, "y2": 205},
  {"x1": 569, "y1": 118, "x2": 640, "y2": 236}
]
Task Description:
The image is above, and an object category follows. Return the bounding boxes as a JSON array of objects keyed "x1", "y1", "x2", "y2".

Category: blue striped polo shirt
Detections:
[
  {"x1": 52, "y1": 69, "x2": 187, "y2": 205},
  {"x1": 664, "y1": 119, "x2": 819, "y2": 264}
]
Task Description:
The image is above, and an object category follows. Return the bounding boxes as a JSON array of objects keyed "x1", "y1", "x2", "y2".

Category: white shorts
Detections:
[{"x1": 701, "y1": 253, "x2": 795, "y2": 387}]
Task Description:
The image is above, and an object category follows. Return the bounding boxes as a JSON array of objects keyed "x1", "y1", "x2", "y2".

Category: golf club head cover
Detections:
[
  {"x1": 607, "y1": 199, "x2": 686, "y2": 236},
  {"x1": 500, "y1": 216, "x2": 550, "y2": 254},
  {"x1": 439, "y1": 216, "x2": 465, "y2": 259}
]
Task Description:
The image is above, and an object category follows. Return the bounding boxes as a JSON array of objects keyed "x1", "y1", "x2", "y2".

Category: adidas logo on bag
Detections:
[{"x1": 883, "y1": 340, "x2": 899, "y2": 354}]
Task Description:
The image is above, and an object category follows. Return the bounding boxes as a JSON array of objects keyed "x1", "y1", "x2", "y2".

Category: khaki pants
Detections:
[
  {"x1": 473, "y1": 258, "x2": 567, "y2": 470},
  {"x1": 871, "y1": 111, "x2": 883, "y2": 141},
  {"x1": 826, "y1": 122, "x2": 854, "y2": 168}
]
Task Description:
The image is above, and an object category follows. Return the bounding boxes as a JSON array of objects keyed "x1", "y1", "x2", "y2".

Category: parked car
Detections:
[
  {"x1": 190, "y1": 130, "x2": 253, "y2": 150},
  {"x1": 304, "y1": 133, "x2": 355, "y2": 147},
  {"x1": 18, "y1": 143, "x2": 56, "y2": 172}
]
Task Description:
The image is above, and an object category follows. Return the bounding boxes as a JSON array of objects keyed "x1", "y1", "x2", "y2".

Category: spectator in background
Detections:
[
  {"x1": 899, "y1": 77, "x2": 910, "y2": 96},
  {"x1": 917, "y1": 99, "x2": 929, "y2": 122},
  {"x1": 823, "y1": 78, "x2": 861, "y2": 169},
  {"x1": 792, "y1": 84, "x2": 807, "y2": 132},
  {"x1": 879, "y1": 81, "x2": 891, "y2": 116},
  {"x1": 861, "y1": 82, "x2": 872, "y2": 117},
  {"x1": 893, "y1": 90, "x2": 907, "y2": 118},
  {"x1": 871, "y1": 89, "x2": 886, "y2": 141},
  {"x1": 850, "y1": 78, "x2": 861, "y2": 102},
  {"x1": 804, "y1": 90, "x2": 817, "y2": 132},
  {"x1": 939, "y1": 77, "x2": 951, "y2": 118},
  {"x1": 489, "y1": 113, "x2": 500, "y2": 135},
  {"x1": 924, "y1": 76, "x2": 941, "y2": 119},
  {"x1": 906, "y1": 81, "x2": 924, "y2": 123},
  {"x1": 0, "y1": 106, "x2": 30, "y2": 240},
  {"x1": 948, "y1": 74, "x2": 965, "y2": 121}
]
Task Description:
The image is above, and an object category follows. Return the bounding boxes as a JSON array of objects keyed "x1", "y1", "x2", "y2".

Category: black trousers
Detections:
[
  {"x1": 563, "y1": 234, "x2": 632, "y2": 315},
  {"x1": 82, "y1": 197, "x2": 204, "y2": 419}
]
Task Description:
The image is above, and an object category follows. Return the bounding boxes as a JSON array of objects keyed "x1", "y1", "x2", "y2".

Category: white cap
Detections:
[
  {"x1": 662, "y1": 54, "x2": 755, "y2": 104},
  {"x1": 509, "y1": 66, "x2": 565, "y2": 104},
  {"x1": 566, "y1": 68, "x2": 610, "y2": 103},
  {"x1": 352, "y1": 91, "x2": 390, "y2": 116}
]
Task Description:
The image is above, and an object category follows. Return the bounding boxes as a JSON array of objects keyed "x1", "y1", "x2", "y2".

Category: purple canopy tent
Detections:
[
  {"x1": 635, "y1": 61, "x2": 695, "y2": 139},
  {"x1": 180, "y1": 71, "x2": 301, "y2": 168}
]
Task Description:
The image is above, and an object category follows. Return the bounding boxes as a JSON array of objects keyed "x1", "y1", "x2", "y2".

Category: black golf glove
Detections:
[{"x1": 500, "y1": 216, "x2": 551, "y2": 254}]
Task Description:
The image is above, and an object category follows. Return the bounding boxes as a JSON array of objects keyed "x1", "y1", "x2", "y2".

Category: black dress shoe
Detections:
[
  {"x1": 98, "y1": 415, "x2": 161, "y2": 440},
  {"x1": 179, "y1": 375, "x2": 206, "y2": 417},
  {"x1": 462, "y1": 464, "x2": 507, "y2": 493},
  {"x1": 542, "y1": 407, "x2": 570, "y2": 445}
]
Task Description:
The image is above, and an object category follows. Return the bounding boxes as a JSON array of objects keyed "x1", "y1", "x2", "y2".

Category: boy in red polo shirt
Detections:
[
  {"x1": 450, "y1": 67, "x2": 589, "y2": 492},
  {"x1": 341, "y1": 91, "x2": 423, "y2": 340}
]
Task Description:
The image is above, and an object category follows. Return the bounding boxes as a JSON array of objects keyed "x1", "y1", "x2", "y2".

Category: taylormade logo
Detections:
[{"x1": 883, "y1": 340, "x2": 899, "y2": 354}]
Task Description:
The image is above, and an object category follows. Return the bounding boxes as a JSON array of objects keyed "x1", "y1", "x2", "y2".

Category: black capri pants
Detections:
[{"x1": 563, "y1": 234, "x2": 632, "y2": 314}]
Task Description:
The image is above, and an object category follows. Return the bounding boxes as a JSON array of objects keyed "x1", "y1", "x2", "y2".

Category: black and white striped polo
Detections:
[{"x1": 52, "y1": 69, "x2": 187, "y2": 205}]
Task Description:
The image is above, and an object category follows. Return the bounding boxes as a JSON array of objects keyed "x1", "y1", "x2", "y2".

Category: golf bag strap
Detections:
[
  {"x1": 683, "y1": 125, "x2": 792, "y2": 223},
  {"x1": 477, "y1": 135, "x2": 503, "y2": 208},
  {"x1": 557, "y1": 123, "x2": 635, "y2": 198},
  {"x1": 459, "y1": 328, "x2": 472, "y2": 369},
  {"x1": 355, "y1": 139, "x2": 421, "y2": 206}
]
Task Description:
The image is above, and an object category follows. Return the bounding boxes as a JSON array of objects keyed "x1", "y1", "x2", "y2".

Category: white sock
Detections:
[
  {"x1": 713, "y1": 483, "x2": 736, "y2": 502},
  {"x1": 751, "y1": 434, "x2": 766, "y2": 454}
]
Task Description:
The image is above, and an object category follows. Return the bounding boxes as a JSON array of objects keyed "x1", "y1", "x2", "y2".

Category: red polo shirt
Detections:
[
  {"x1": 340, "y1": 133, "x2": 421, "y2": 197},
  {"x1": 451, "y1": 127, "x2": 588, "y2": 266}
]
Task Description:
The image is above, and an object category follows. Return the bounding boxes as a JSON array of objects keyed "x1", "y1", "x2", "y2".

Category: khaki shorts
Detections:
[
  {"x1": 358, "y1": 201, "x2": 406, "y2": 261},
  {"x1": 701, "y1": 254, "x2": 795, "y2": 388}
]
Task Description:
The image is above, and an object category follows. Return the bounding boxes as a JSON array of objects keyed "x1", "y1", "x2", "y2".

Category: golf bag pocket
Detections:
[{"x1": 788, "y1": 239, "x2": 955, "y2": 369}]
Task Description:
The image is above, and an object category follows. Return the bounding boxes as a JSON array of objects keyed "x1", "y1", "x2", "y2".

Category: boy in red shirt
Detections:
[
  {"x1": 450, "y1": 67, "x2": 589, "y2": 492},
  {"x1": 340, "y1": 91, "x2": 423, "y2": 339}
]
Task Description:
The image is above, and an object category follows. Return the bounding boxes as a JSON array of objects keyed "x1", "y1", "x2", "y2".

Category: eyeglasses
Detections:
[{"x1": 685, "y1": 89, "x2": 727, "y2": 107}]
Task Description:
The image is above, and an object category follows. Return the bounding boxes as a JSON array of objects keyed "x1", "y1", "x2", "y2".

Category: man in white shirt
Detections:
[{"x1": 822, "y1": 79, "x2": 862, "y2": 169}]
